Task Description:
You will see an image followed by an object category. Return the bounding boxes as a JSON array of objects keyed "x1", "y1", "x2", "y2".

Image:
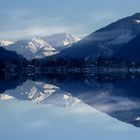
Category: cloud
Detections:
[
  {"x1": 0, "y1": 9, "x2": 125, "y2": 40},
  {"x1": 86, "y1": 11, "x2": 123, "y2": 31},
  {"x1": 0, "y1": 26, "x2": 68, "y2": 40},
  {"x1": 0, "y1": 9, "x2": 85, "y2": 40},
  {"x1": 90, "y1": 11, "x2": 119, "y2": 22}
]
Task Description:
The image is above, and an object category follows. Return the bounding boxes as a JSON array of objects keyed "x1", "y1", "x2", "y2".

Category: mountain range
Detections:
[
  {"x1": 0, "y1": 33, "x2": 80, "y2": 60},
  {"x1": 0, "y1": 13, "x2": 140, "y2": 61},
  {"x1": 42, "y1": 33, "x2": 81, "y2": 51},
  {"x1": 0, "y1": 80, "x2": 81, "y2": 107},
  {"x1": 55, "y1": 13, "x2": 140, "y2": 61}
]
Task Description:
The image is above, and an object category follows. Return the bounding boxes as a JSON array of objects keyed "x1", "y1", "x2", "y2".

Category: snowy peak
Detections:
[
  {"x1": 62, "y1": 33, "x2": 77, "y2": 46},
  {"x1": 4, "y1": 37, "x2": 57, "y2": 60},
  {"x1": 28, "y1": 36, "x2": 56, "y2": 53},
  {"x1": 0, "y1": 33, "x2": 81, "y2": 59},
  {"x1": 0, "y1": 40, "x2": 14, "y2": 46},
  {"x1": 43, "y1": 33, "x2": 81, "y2": 50},
  {"x1": 29, "y1": 37, "x2": 48, "y2": 53},
  {"x1": 0, "y1": 33, "x2": 80, "y2": 60}
]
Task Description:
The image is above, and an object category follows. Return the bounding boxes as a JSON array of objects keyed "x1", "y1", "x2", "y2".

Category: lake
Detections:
[{"x1": 0, "y1": 75, "x2": 140, "y2": 140}]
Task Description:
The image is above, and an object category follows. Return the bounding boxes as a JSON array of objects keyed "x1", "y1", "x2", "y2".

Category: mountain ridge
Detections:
[
  {"x1": 1, "y1": 33, "x2": 80, "y2": 60},
  {"x1": 54, "y1": 13, "x2": 140, "y2": 60}
]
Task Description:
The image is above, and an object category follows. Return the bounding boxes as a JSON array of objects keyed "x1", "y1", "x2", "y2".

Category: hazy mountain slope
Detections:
[
  {"x1": 55, "y1": 13, "x2": 140, "y2": 59},
  {"x1": 114, "y1": 34, "x2": 140, "y2": 60}
]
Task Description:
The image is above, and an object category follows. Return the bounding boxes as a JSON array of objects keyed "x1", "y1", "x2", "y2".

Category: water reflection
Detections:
[{"x1": 0, "y1": 75, "x2": 140, "y2": 128}]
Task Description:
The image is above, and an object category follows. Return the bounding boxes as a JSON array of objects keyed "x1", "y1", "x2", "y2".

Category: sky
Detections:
[{"x1": 0, "y1": 0, "x2": 140, "y2": 40}]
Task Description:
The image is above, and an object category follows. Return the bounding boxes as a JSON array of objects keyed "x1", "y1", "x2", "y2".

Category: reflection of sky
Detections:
[{"x1": 0, "y1": 99, "x2": 140, "y2": 140}]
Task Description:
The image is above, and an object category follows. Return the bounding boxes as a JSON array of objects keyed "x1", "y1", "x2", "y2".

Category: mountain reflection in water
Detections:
[{"x1": 0, "y1": 74, "x2": 140, "y2": 128}]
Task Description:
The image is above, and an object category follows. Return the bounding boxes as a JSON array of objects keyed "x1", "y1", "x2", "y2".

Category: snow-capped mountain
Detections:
[
  {"x1": 55, "y1": 13, "x2": 140, "y2": 59},
  {"x1": 0, "y1": 80, "x2": 81, "y2": 107},
  {"x1": 42, "y1": 33, "x2": 81, "y2": 51},
  {"x1": 1, "y1": 33, "x2": 80, "y2": 60},
  {"x1": 4, "y1": 37, "x2": 57, "y2": 60},
  {"x1": 0, "y1": 40, "x2": 14, "y2": 46}
]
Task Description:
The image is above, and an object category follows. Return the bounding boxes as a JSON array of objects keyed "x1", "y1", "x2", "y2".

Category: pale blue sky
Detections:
[{"x1": 0, "y1": 0, "x2": 140, "y2": 40}]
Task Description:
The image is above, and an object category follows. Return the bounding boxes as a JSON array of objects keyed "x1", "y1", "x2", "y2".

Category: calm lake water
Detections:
[{"x1": 0, "y1": 75, "x2": 140, "y2": 140}]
